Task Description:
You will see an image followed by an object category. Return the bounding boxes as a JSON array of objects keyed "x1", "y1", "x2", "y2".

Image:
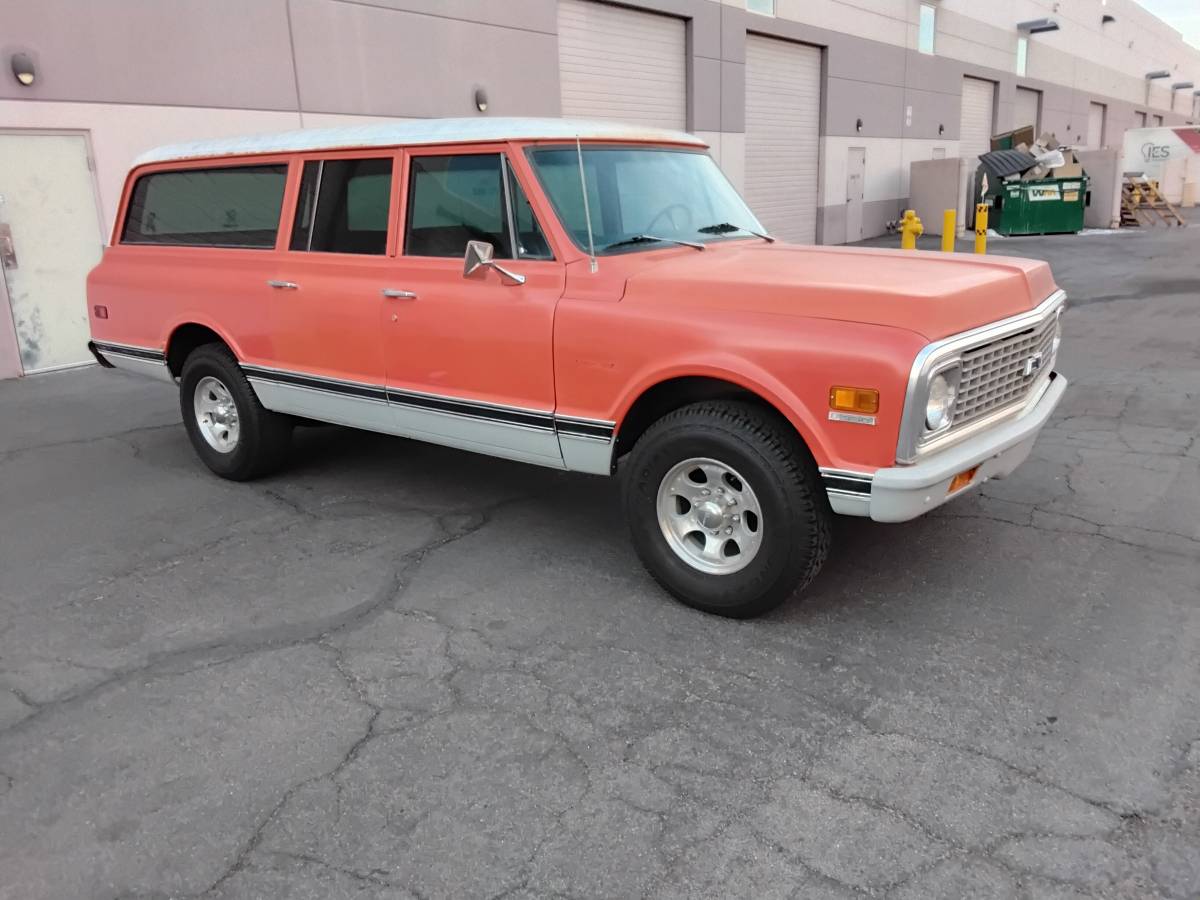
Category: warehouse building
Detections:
[{"x1": 2, "y1": 0, "x2": 1198, "y2": 377}]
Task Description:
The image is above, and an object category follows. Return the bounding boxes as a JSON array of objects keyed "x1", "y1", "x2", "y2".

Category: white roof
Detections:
[{"x1": 133, "y1": 117, "x2": 707, "y2": 166}]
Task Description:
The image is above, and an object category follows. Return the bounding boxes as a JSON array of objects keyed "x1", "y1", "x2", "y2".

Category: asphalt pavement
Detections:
[{"x1": 1, "y1": 226, "x2": 1198, "y2": 899}]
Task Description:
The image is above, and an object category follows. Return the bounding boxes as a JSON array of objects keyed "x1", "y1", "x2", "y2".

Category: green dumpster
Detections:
[{"x1": 990, "y1": 175, "x2": 1090, "y2": 236}]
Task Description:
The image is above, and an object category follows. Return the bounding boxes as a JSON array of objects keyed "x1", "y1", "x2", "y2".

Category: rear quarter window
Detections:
[{"x1": 121, "y1": 164, "x2": 288, "y2": 249}]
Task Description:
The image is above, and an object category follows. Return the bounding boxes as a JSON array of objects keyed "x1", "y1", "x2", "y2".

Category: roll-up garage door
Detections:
[
  {"x1": 744, "y1": 34, "x2": 822, "y2": 244},
  {"x1": 1015, "y1": 87, "x2": 1041, "y2": 132},
  {"x1": 558, "y1": 0, "x2": 686, "y2": 130},
  {"x1": 959, "y1": 77, "x2": 996, "y2": 166}
]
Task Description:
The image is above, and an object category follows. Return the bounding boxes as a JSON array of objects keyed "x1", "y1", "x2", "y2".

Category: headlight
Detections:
[{"x1": 925, "y1": 371, "x2": 958, "y2": 431}]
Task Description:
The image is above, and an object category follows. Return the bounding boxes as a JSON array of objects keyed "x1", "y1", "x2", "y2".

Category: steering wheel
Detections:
[{"x1": 645, "y1": 203, "x2": 693, "y2": 234}]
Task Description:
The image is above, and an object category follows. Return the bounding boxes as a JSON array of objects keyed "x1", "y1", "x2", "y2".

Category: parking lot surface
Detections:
[{"x1": 1, "y1": 227, "x2": 1198, "y2": 899}]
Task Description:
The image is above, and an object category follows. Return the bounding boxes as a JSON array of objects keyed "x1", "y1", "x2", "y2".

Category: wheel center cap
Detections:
[{"x1": 697, "y1": 501, "x2": 725, "y2": 530}]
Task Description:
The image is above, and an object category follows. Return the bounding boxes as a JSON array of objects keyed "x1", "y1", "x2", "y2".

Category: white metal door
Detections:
[
  {"x1": 744, "y1": 34, "x2": 822, "y2": 244},
  {"x1": 1087, "y1": 103, "x2": 1106, "y2": 149},
  {"x1": 558, "y1": 0, "x2": 686, "y2": 129},
  {"x1": 1015, "y1": 87, "x2": 1041, "y2": 132},
  {"x1": 845, "y1": 147, "x2": 865, "y2": 244},
  {"x1": 0, "y1": 133, "x2": 103, "y2": 374}
]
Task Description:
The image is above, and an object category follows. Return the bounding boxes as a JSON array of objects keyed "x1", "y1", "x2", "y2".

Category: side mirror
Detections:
[
  {"x1": 462, "y1": 239, "x2": 526, "y2": 286},
  {"x1": 463, "y1": 239, "x2": 495, "y2": 278}
]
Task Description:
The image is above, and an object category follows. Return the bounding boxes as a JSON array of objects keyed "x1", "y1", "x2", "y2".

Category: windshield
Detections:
[{"x1": 527, "y1": 146, "x2": 765, "y2": 254}]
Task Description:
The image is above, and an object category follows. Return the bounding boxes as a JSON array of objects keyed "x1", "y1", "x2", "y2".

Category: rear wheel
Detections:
[
  {"x1": 621, "y1": 400, "x2": 832, "y2": 618},
  {"x1": 179, "y1": 344, "x2": 292, "y2": 480}
]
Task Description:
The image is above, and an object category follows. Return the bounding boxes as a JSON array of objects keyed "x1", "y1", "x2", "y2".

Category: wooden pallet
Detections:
[{"x1": 1121, "y1": 176, "x2": 1187, "y2": 227}]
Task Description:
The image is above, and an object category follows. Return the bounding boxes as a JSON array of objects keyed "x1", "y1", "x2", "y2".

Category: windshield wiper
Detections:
[
  {"x1": 696, "y1": 222, "x2": 775, "y2": 243},
  {"x1": 601, "y1": 234, "x2": 705, "y2": 252}
]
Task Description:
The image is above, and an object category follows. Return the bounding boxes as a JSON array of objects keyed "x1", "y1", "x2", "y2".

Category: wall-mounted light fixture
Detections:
[
  {"x1": 10, "y1": 53, "x2": 35, "y2": 87},
  {"x1": 1017, "y1": 18, "x2": 1059, "y2": 34},
  {"x1": 1172, "y1": 81, "x2": 1194, "y2": 91},
  {"x1": 938, "y1": 123, "x2": 945, "y2": 136},
  {"x1": 1101, "y1": 14, "x2": 1115, "y2": 25},
  {"x1": 856, "y1": 117, "x2": 863, "y2": 133},
  {"x1": 1145, "y1": 70, "x2": 1171, "y2": 80},
  {"x1": 473, "y1": 87, "x2": 488, "y2": 113}
]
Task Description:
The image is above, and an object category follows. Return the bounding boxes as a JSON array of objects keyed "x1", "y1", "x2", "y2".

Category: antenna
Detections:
[{"x1": 576, "y1": 136, "x2": 598, "y2": 273}]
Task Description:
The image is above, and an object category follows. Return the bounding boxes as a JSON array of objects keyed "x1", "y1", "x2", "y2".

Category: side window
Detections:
[
  {"x1": 505, "y1": 163, "x2": 552, "y2": 260},
  {"x1": 405, "y1": 154, "x2": 512, "y2": 258},
  {"x1": 121, "y1": 164, "x2": 287, "y2": 248},
  {"x1": 289, "y1": 157, "x2": 392, "y2": 255}
]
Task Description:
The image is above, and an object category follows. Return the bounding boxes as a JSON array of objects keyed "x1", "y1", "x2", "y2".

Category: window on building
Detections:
[
  {"x1": 290, "y1": 157, "x2": 393, "y2": 254},
  {"x1": 746, "y1": 0, "x2": 774, "y2": 14},
  {"x1": 121, "y1": 164, "x2": 287, "y2": 248},
  {"x1": 1153, "y1": 114, "x2": 1164, "y2": 127},
  {"x1": 1016, "y1": 36, "x2": 1028, "y2": 76},
  {"x1": 918, "y1": 4, "x2": 936, "y2": 55}
]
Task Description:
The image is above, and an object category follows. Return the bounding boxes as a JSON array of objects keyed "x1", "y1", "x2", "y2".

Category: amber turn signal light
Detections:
[
  {"x1": 829, "y1": 386, "x2": 880, "y2": 415},
  {"x1": 947, "y1": 466, "x2": 980, "y2": 494}
]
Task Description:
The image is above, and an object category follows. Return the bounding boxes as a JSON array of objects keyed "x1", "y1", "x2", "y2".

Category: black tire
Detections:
[
  {"x1": 621, "y1": 400, "x2": 832, "y2": 618},
  {"x1": 179, "y1": 343, "x2": 292, "y2": 481}
]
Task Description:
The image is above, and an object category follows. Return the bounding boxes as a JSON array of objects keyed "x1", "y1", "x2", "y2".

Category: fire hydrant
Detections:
[{"x1": 899, "y1": 209, "x2": 923, "y2": 250}]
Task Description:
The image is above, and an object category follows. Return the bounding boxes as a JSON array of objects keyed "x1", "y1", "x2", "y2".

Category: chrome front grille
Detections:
[{"x1": 953, "y1": 312, "x2": 1058, "y2": 429}]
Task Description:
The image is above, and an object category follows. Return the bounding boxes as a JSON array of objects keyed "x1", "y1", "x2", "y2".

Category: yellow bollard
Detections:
[
  {"x1": 974, "y1": 203, "x2": 988, "y2": 255},
  {"x1": 899, "y1": 209, "x2": 924, "y2": 250},
  {"x1": 941, "y1": 209, "x2": 956, "y2": 252}
]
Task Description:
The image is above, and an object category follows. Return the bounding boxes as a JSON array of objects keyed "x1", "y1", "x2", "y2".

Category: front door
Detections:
[
  {"x1": 382, "y1": 146, "x2": 565, "y2": 466},
  {"x1": 0, "y1": 132, "x2": 104, "y2": 376}
]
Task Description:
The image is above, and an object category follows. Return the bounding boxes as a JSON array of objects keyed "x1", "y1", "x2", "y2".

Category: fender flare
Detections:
[{"x1": 611, "y1": 357, "x2": 833, "y2": 467}]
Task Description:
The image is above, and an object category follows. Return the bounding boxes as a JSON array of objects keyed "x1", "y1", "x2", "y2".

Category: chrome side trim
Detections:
[
  {"x1": 93, "y1": 341, "x2": 175, "y2": 384},
  {"x1": 91, "y1": 340, "x2": 165, "y2": 363},
  {"x1": 250, "y1": 377, "x2": 567, "y2": 470},
  {"x1": 558, "y1": 433, "x2": 614, "y2": 475},
  {"x1": 819, "y1": 466, "x2": 874, "y2": 496},
  {"x1": 826, "y1": 490, "x2": 871, "y2": 517},
  {"x1": 242, "y1": 362, "x2": 621, "y2": 474},
  {"x1": 896, "y1": 289, "x2": 1066, "y2": 464}
]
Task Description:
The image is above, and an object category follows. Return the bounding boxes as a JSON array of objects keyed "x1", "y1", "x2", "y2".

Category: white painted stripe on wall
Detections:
[{"x1": 818, "y1": 137, "x2": 961, "y2": 218}]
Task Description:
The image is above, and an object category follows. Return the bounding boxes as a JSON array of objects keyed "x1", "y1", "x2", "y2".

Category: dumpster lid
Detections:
[{"x1": 978, "y1": 149, "x2": 1039, "y2": 180}]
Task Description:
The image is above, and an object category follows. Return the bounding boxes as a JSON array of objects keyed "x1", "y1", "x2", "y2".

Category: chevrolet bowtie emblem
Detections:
[{"x1": 1023, "y1": 352, "x2": 1044, "y2": 377}]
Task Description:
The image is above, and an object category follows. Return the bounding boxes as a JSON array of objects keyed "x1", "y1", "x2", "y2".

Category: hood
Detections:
[{"x1": 622, "y1": 242, "x2": 1059, "y2": 340}]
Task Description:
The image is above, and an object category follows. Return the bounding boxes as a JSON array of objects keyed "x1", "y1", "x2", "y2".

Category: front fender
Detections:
[{"x1": 554, "y1": 302, "x2": 925, "y2": 472}]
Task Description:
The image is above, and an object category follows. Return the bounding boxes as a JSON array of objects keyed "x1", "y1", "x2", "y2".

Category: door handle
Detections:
[
  {"x1": 267, "y1": 279, "x2": 299, "y2": 290},
  {"x1": 381, "y1": 289, "x2": 418, "y2": 299}
]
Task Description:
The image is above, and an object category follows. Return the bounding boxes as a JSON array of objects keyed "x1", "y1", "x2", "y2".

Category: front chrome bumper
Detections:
[{"x1": 824, "y1": 371, "x2": 1067, "y2": 523}]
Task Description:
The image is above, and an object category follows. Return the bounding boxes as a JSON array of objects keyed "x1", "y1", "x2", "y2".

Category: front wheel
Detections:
[
  {"x1": 179, "y1": 343, "x2": 292, "y2": 481},
  {"x1": 621, "y1": 401, "x2": 832, "y2": 618}
]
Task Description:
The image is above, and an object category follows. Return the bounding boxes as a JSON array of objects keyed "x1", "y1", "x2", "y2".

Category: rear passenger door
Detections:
[
  {"x1": 381, "y1": 145, "x2": 566, "y2": 466},
  {"x1": 249, "y1": 151, "x2": 400, "y2": 431}
]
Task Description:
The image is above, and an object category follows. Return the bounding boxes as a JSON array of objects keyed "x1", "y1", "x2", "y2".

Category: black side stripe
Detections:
[
  {"x1": 555, "y1": 418, "x2": 616, "y2": 441},
  {"x1": 821, "y1": 474, "x2": 873, "y2": 495},
  {"x1": 92, "y1": 342, "x2": 165, "y2": 363},
  {"x1": 243, "y1": 366, "x2": 387, "y2": 402},
  {"x1": 386, "y1": 388, "x2": 555, "y2": 431},
  {"x1": 244, "y1": 364, "x2": 617, "y2": 438}
]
